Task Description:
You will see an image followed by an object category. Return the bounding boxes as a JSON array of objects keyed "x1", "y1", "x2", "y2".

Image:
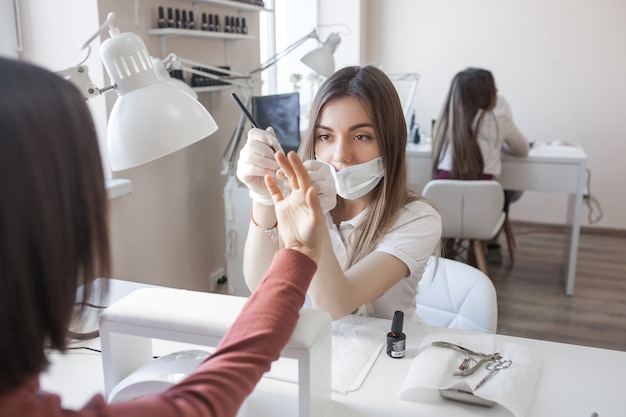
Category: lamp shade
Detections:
[
  {"x1": 107, "y1": 82, "x2": 217, "y2": 171},
  {"x1": 100, "y1": 19, "x2": 217, "y2": 171},
  {"x1": 152, "y1": 57, "x2": 199, "y2": 99},
  {"x1": 300, "y1": 32, "x2": 341, "y2": 78}
]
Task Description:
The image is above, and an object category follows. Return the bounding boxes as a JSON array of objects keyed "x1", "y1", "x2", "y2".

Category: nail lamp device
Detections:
[{"x1": 99, "y1": 287, "x2": 332, "y2": 417}]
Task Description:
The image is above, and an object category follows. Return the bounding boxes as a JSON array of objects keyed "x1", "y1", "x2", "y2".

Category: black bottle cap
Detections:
[
  {"x1": 391, "y1": 310, "x2": 404, "y2": 334},
  {"x1": 158, "y1": 6, "x2": 164, "y2": 18}
]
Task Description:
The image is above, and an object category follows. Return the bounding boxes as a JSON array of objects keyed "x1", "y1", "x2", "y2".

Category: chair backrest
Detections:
[
  {"x1": 422, "y1": 179, "x2": 505, "y2": 240},
  {"x1": 416, "y1": 256, "x2": 498, "y2": 333}
]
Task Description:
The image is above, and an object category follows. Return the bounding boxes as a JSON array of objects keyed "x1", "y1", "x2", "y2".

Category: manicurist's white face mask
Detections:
[{"x1": 318, "y1": 157, "x2": 384, "y2": 200}]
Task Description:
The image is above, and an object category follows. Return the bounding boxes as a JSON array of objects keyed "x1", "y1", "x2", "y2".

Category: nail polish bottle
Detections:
[
  {"x1": 241, "y1": 17, "x2": 248, "y2": 34},
  {"x1": 208, "y1": 13, "x2": 215, "y2": 31},
  {"x1": 386, "y1": 311, "x2": 406, "y2": 358},
  {"x1": 201, "y1": 13, "x2": 208, "y2": 31},
  {"x1": 187, "y1": 11, "x2": 195, "y2": 30},
  {"x1": 214, "y1": 15, "x2": 221, "y2": 32},
  {"x1": 181, "y1": 10, "x2": 188, "y2": 29},
  {"x1": 167, "y1": 7, "x2": 175, "y2": 28},
  {"x1": 157, "y1": 7, "x2": 167, "y2": 28},
  {"x1": 235, "y1": 17, "x2": 241, "y2": 33},
  {"x1": 224, "y1": 16, "x2": 231, "y2": 33},
  {"x1": 175, "y1": 9, "x2": 182, "y2": 29}
]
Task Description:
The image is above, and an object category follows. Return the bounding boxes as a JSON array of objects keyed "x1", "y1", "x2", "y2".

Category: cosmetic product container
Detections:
[
  {"x1": 167, "y1": 8, "x2": 175, "y2": 28},
  {"x1": 386, "y1": 310, "x2": 406, "y2": 358},
  {"x1": 157, "y1": 7, "x2": 167, "y2": 28},
  {"x1": 214, "y1": 15, "x2": 221, "y2": 32},
  {"x1": 187, "y1": 11, "x2": 195, "y2": 30}
]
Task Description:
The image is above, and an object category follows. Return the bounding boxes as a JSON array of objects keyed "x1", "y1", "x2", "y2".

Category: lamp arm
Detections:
[
  {"x1": 388, "y1": 73, "x2": 421, "y2": 122},
  {"x1": 165, "y1": 54, "x2": 250, "y2": 79},
  {"x1": 181, "y1": 66, "x2": 254, "y2": 89},
  {"x1": 249, "y1": 29, "x2": 318, "y2": 74},
  {"x1": 56, "y1": 65, "x2": 114, "y2": 100},
  {"x1": 163, "y1": 54, "x2": 256, "y2": 89}
]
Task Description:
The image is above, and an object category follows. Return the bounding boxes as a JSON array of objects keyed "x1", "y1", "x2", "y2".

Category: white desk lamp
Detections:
[{"x1": 57, "y1": 12, "x2": 218, "y2": 172}]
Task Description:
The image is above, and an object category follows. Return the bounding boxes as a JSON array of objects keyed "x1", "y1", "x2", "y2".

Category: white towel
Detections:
[
  {"x1": 398, "y1": 332, "x2": 542, "y2": 417},
  {"x1": 330, "y1": 321, "x2": 385, "y2": 393},
  {"x1": 265, "y1": 321, "x2": 385, "y2": 394}
]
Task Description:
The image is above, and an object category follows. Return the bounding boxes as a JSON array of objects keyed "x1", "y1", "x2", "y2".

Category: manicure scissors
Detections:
[
  {"x1": 431, "y1": 341, "x2": 503, "y2": 376},
  {"x1": 474, "y1": 358, "x2": 513, "y2": 390}
]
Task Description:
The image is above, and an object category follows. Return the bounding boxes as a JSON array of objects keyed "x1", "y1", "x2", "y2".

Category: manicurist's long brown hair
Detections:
[{"x1": 299, "y1": 65, "x2": 426, "y2": 268}]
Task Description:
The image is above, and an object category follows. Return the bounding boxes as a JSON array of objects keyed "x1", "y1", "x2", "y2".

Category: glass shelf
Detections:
[
  {"x1": 148, "y1": 28, "x2": 255, "y2": 40},
  {"x1": 194, "y1": 0, "x2": 271, "y2": 12}
]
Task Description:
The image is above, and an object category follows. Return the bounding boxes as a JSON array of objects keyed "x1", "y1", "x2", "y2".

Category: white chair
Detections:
[
  {"x1": 422, "y1": 179, "x2": 506, "y2": 274},
  {"x1": 416, "y1": 256, "x2": 498, "y2": 333}
]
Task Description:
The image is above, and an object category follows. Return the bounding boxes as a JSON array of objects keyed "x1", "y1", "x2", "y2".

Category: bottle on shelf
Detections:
[
  {"x1": 157, "y1": 6, "x2": 167, "y2": 28},
  {"x1": 224, "y1": 16, "x2": 231, "y2": 33},
  {"x1": 201, "y1": 13, "x2": 209, "y2": 31},
  {"x1": 241, "y1": 17, "x2": 248, "y2": 34},
  {"x1": 208, "y1": 13, "x2": 215, "y2": 31},
  {"x1": 187, "y1": 10, "x2": 195, "y2": 30},
  {"x1": 167, "y1": 7, "x2": 174, "y2": 28},
  {"x1": 214, "y1": 14, "x2": 222, "y2": 32},
  {"x1": 175, "y1": 9, "x2": 182, "y2": 29}
]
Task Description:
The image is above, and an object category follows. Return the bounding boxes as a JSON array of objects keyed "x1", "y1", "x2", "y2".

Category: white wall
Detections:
[{"x1": 362, "y1": 0, "x2": 626, "y2": 230}]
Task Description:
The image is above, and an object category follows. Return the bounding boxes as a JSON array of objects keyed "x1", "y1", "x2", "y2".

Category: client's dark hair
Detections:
[{"x1": 0, "y1": 57, "x2": 111, "y2": 395}]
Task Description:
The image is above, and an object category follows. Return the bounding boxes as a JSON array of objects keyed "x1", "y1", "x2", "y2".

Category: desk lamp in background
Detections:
[{"x1": 57, "y1": 12, "x2": 218, "y2": 172}]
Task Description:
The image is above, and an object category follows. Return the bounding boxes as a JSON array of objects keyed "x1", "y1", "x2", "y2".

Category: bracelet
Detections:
[{"x1": 250, "y1": 210, "x2": 278, "y2": 243}]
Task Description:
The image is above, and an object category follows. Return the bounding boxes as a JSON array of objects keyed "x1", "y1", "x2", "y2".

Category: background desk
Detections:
[
  {"x1": 43, "y1": 304, "x2": 622, "y2": 417},
  {"x1": 406, "y1": 142, "x2": 588, "y2": 295}
]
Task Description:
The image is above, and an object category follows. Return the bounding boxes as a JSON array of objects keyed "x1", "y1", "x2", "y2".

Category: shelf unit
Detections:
[
  {"x1": 147, "y1": 0, "x2": 268, "y2": 93},
  {"x1": 147, "y1": 28, "x2": 255, "y2": 41}
]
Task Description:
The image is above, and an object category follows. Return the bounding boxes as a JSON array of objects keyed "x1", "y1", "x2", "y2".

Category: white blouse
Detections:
[{"x1": 326, "y1": 199, "x2": 442, "y2": 321}]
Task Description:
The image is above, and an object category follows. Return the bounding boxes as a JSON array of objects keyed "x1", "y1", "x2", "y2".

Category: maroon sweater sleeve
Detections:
[{"x1": 107, "y1": 248, "x2": 317, "y2": 417}]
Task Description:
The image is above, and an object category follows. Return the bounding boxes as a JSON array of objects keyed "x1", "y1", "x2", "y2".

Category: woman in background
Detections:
[
  {"x1": 431, "y1": 67, "x2": 531, "y2": 262},
  {"x1": 0, "y1": 56, "x2": 325, "y2": 417},
  {"x1": 237, "y1": 65, "x2": 441, "y2": 320}
]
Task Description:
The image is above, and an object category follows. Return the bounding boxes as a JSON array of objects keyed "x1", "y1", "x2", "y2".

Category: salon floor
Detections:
[{"x1": 485, "y1": 222, "x2": 626, "y2": 352}]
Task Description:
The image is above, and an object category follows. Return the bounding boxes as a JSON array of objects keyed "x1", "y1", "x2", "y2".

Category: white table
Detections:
[
  {"x1": 42, "y1": 306, "x2": 623, "y2": 417},
  {"x1": 406, "y1": 142, "x2": 588, "y2": 296}
]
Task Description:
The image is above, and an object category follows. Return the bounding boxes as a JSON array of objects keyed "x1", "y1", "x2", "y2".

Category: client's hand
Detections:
[
  {"x1": 265, "y1": 151, "x2": 325, "y2": 263},
  {"x1": 236, "y1": 127, "x2": 285, "y2": 205}
]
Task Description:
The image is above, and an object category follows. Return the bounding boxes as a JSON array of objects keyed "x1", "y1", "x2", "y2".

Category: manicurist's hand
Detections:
[
  {"x1": 265, "y1": 151, "x2": 325, "y2": 263},
  {"x1": 303, "y1": 160, "x2": 337, "y2": 214},
  {"x1": 236, "y1": 127, "x2": 285, "y2": 205}
]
